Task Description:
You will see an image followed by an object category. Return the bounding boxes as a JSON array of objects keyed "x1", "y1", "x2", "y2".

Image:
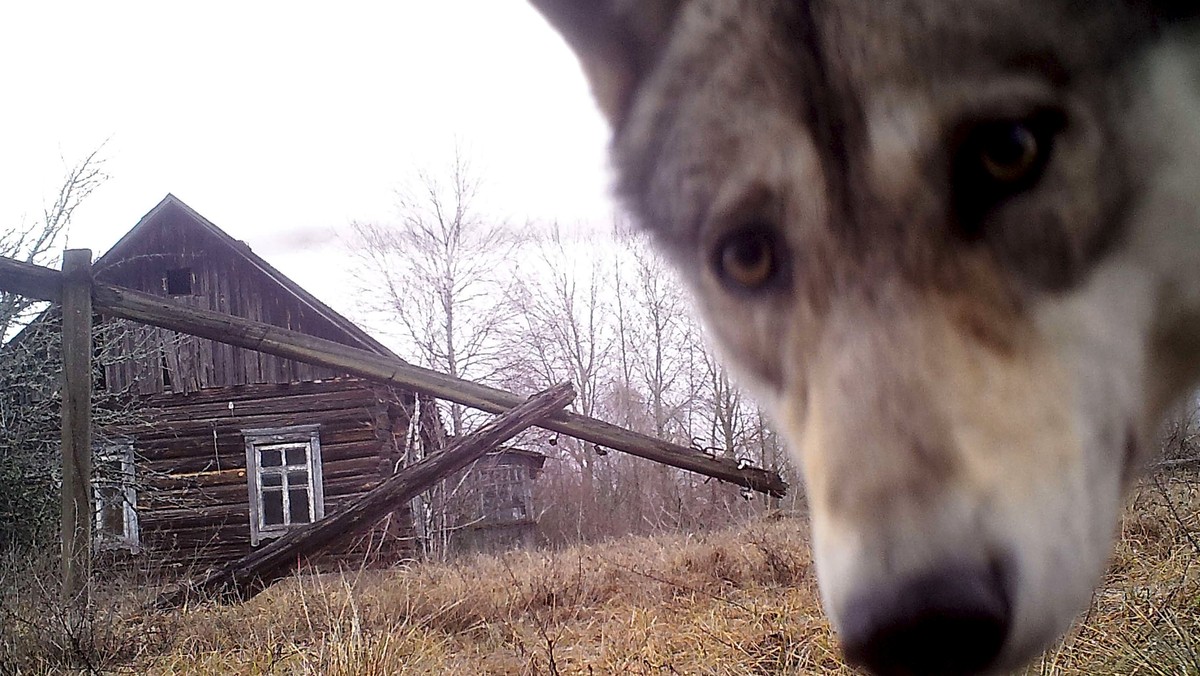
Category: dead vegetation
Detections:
[
  {"x1": 1, "y1": 475, "x2": 1196, "y2": 675},
  {"x1": 1025, "y1": 475, "x2": 1200, "y2": 675}
]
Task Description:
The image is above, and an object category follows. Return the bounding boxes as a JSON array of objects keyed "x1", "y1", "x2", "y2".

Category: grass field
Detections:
[{"x1": 3, "y1": 476, "x2": 1197, "y2": 675}]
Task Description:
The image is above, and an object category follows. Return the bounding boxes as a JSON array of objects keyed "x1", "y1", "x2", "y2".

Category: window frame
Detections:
[
  {"x1": 243, "y1": 425, "x2": 324, "y2": 545},
  {"x1": 93, "y1": 440, "x2": 139, "y2": 552}
]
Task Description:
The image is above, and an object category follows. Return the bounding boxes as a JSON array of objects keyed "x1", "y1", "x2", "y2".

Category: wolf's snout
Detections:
[{"x1": 840, "y1": 562, "x2": 1011, "y2": 675}]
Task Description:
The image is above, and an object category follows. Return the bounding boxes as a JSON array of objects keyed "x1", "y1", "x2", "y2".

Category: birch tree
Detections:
[{"x1": 350, "y1": 150, "x2": 517, "y2": 435}]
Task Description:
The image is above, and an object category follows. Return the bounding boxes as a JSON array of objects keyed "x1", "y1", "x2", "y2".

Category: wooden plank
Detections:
[
  {"x1": 0, "y1": 256, "x2": 788, "y2": 496},
  {"x1": 141, "y1": 503, "x2": 249, "y2": 526},
  {"x1": 60, "y1": 249, "x2": 93, "y2": 605},
  {"x1": 158, "y1": 382, "x2": 575, "y2": 606}
]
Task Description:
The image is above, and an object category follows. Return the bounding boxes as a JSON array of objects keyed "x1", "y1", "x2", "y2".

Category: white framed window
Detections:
[
  {"x1": 243, "y1": 425, "x2": 324, "y2": 545},
  {"x1": 94, "y1": 441, "x2": 139, "y2": 551}
]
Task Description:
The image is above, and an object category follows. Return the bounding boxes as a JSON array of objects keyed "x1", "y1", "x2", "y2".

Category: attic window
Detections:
[{"x1": 165, "y1": 268, "x2": 193, "y2": 295}]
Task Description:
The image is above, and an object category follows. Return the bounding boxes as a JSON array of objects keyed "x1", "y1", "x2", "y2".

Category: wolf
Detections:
[{"x1": 528, "y1": 1, "x2": 1200, "y2": 673}]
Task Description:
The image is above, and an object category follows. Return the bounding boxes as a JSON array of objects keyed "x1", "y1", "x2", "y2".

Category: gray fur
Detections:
[{"x1": 531, "y1": 1, "x2": 1200, "y2": 672}]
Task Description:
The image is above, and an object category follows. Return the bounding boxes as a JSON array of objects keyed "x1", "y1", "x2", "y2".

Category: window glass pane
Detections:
[
  {"x1": 260, "y1": 448, "x2": 283, "y2": 467},
  {"x1": 262, "y1": 489, "x2": 284, "y2": 526},
  {"x1": 285, "y1": 446, "x2": 307, "y2": 466},
  {"x1": 287, "y1": 469, "x2": 309, "y2": 487},
  {"x1": 261, "y1": 473, "x2": 282, "y2": 488},
  {"x1": 288, "y1": 488, "x2": 311, "y2": 523},
  {"x1": 99, "y1": 505, "x2": 125, "y2": 535},
  {"x1": 97, "y1": 487, "x2": 124, "y2": 535}
]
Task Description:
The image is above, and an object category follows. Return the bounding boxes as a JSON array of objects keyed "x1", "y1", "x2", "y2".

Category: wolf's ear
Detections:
[{"x1": 530, "y1": 0, "x2": 682, "y2": 126}]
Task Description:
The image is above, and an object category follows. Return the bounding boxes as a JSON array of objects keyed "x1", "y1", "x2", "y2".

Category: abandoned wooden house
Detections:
[{"x1": 81, "y1": 194, "x2": 544, "y2": 572}]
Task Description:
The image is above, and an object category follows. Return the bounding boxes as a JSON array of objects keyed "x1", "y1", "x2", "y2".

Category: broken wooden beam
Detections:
[
  {"x1": 0, "y1": 255, "x2": 788, "y2": 496},
  {"x1": 158, "y1": 382, "x2": 576, "y2": 607}
]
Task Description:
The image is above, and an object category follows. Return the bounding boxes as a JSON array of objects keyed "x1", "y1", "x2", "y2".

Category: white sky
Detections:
[{"x1": 0, "y1": 1, "x2": 617, "y2": 313}]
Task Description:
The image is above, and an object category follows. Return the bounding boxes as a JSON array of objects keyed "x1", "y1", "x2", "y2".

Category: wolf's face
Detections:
[{"x1": 530, "y1": 1, "x2": 1200, "y2": 673}]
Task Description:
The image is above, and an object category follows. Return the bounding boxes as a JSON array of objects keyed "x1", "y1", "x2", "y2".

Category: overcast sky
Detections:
[{"x1": 0, "y1": 1, "x2": 616, "y2": 312}]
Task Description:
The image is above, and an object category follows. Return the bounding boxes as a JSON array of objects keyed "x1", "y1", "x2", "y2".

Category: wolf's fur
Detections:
[{"x1": 530, "y1": 1, "x2": 1200, "y2": 673}]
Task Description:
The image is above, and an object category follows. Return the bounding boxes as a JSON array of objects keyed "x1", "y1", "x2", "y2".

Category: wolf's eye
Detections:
[
  {"x1": 713, "y1": 227, "x2": 780, "y2": 291},
  {"x1": 980, "y1": 124, "x2": 1039, "y2": 183},
  {"x1": 953, "y1": 110, "x2": 1066, "y2": 233}
]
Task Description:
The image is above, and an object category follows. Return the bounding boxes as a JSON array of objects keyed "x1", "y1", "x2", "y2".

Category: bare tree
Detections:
[
  {"x1": 626, "y1": 242, "x2": 697, "y2": 442},
  {"x1": 0, "y1": 149, "x2": 107, "y2": 340},
  {"x1": 0, "y1": 149, "x2": 108, "y2": 551},
  {"x1": 698, "y1": 348, "x2": 745, "y2": 459},
  {"x1": 495, "y1": 227, "x2": 793, "y2": 544},
  {"x1": 503, "y1": 227, "x2": 618, "y2": 538},
  {"x1": 507, "y1": 228, "x2": 611, "y2": 412},
  {"x1": 347, "y1": 149, "x2": 524, "y2": 558},
  {"x1": 350, "y1": 149, "x2": 518, "y2": 435},
  {"x1": 593, "y1": 234, "x2": 706, "y2": 529}
]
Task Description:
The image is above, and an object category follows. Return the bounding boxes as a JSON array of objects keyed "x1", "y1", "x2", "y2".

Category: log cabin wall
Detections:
[{"x1": 107, "y1": 378, "x2": 415, "y2": 573}]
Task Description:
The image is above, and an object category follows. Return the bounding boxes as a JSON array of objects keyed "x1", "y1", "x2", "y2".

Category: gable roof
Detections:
[{"x1": 94, "y1": 194, "x2": 401, "y2": 360}]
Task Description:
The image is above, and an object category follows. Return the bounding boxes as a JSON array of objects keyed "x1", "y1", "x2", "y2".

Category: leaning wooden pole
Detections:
[
  {"x1": 0, "y1": 256, "x2": 787, "y2": 496},
  {"x1": 158, "y1": 382, "x2": 576, "y2": 607},
  {"x1": 91, "y1": 286, "x2": 786, "y2": 496},
  {"x1": 59, "y1": 249, "x2": 93, "y2": 606}
]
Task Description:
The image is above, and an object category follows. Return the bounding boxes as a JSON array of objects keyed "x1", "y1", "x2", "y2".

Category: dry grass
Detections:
[
  {"x1": 3, "y1": 476, "x2": 1197, "y2": 675},
  {"x1": 135, "y1": 515, "x2": 843, "y2": 675},
  {"x1": 1023, "y1": 476, "x2": 1200, "y2": 676}
]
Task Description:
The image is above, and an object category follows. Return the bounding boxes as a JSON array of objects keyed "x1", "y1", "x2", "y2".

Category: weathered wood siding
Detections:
[
  {"x1": 93, "y1": 209, "x2": 365, "y2": 395},
  {"x1": 107, "y1": 378, "x2": 415, "y2": 572}
]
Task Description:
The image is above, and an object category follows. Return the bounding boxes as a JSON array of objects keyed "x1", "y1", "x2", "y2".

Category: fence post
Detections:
[{"x1": 61, "y1": 248, "x2": 93, "y2": 606}]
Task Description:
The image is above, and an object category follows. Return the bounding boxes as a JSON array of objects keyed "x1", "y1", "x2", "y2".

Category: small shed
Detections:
[
  {"x1": 442, "y1": 447, "x2": 548, "y2": 553},
  {"x1": 82, "y1": 194, "x2": 537, "y2": 572}
]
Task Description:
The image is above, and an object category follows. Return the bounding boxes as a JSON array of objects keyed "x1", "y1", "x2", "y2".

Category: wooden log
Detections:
[
  {"x1": 157, "y1": 382, "x2": 576, "y2": 607},
  {"x1": 140, "y1": 378, "x2": 374, "y2": 406},
  {"x1": 140, "y1": 473, "x2": 381, "y2": 511},
  {"x1": 60, "y1": 249, "x2": 93, "y2": 606},
  {"x1": 0, "y1": 255, "x2": 63, "y2": 302},
  {"x1": 136, "y1": 389, "x2": 384, "y2": 419},
  {"x1": 0, "y1": 256, "x2": 788, "y2": 496}
]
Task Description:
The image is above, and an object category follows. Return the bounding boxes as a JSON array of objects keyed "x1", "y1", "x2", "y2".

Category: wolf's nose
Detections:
[{"x1": 840, "y1": 562, "x2": 1010, "y2": 676}]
